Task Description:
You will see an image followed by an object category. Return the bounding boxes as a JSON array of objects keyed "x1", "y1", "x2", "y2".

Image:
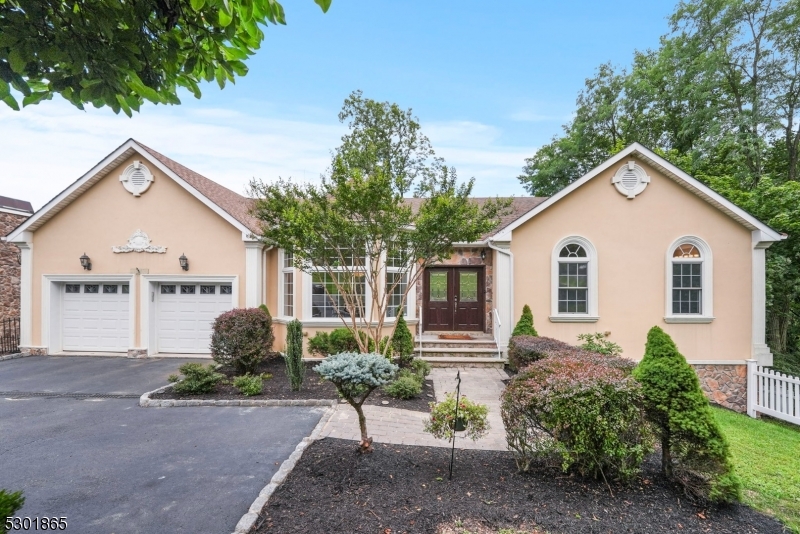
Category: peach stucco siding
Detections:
[
  {"x1": 510, "y1": 157, "x2": 753, "y2": 362},
  {"x1": 30, "y1": 152, "x2": 248, "y2": 349}
]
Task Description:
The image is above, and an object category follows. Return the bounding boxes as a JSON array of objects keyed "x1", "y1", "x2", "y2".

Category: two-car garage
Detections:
[{"x1": 56, "y1": 279, "x2": 235, "y2": 355}]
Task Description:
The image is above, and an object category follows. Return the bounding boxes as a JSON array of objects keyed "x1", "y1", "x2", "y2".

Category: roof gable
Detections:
[
  {"x1": 6, "y1": 139, "x2": 259, "y2": 243},
  {"x1": 493, "y1": 143, "x2": 784, "y2": 243}
]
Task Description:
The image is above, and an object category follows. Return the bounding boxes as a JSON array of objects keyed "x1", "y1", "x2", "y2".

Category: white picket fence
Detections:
[{"x1": 747, "y1": 360, "x2": 800, "y2": 425}]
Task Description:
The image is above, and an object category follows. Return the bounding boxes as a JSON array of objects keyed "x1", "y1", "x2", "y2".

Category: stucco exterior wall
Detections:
[
  {"x1": 510, "y1": 157, "x2": 753, "y2": 363},
  {"x1": 0, "y1": 211, "x2": 29, "y2": 320},
  {"x1": 29, "y1": 153, "x2": 248, "y2": 349}
]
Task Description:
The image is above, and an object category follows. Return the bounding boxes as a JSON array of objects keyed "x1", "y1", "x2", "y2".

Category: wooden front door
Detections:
[{"x1": 422, "y1": 267, "x2": 484, "y2": 332}]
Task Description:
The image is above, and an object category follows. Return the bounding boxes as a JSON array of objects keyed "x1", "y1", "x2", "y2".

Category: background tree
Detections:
[
  {"x1": 251, "y1": 91, "x2": 510, "y2": 354},
  {"x1": 0, "y1": 0, "x2": 330, "y2": 114},
  {"x1": 518, "y1": 0, "x2": 800, "y2": 373}
]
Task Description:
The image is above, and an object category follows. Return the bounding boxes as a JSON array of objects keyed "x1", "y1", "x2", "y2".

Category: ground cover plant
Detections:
[
  {"x1": 210, "y1": 307, "x2": 275, "y2": 375},
  {"x1": 253, "y1": 438, "x2": 784, "y2": 534},
  {"x1": 714, "y1": 407, "x2": 800, "y2": 532},
  {"x1": 384, "y1": 357, "x2": 431, "y2": 399},
  {"x1": 154, "y1": 357, "x2": 435, "y2": 411},
  {"x1": 233, "y1": 374, "x2": 263, "y2": 396},
  {"x1": 633, "y1": 326, "x2": 741, "y2": 503},
  {"x1": 315, "y1": 352, "x2": 398, "y2": 452}
]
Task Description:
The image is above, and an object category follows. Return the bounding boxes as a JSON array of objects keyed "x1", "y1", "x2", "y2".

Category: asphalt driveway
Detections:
[{"x1": 0, "y1": 356, "x2": 325, "y2": 534}]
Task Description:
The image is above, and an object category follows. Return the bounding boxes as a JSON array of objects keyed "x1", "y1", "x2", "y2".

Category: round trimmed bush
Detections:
[
  {"x1": 501, "y1": 353, "x2": 651, "y2": 482},
  {"x1": 210, "y1": 307, "x2": 274, "y2": 374},
  {"x1": 384, "y1": 371, "x2": 422, "y2": 399}
]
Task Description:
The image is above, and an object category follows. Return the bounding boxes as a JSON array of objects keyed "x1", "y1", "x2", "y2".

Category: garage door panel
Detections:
[
  {"x1": 156, "y1": 283, "x2": 233, "y2": 353},
  {"x1": 62, "y1": 283, "x2": 129, "y2": 352}
]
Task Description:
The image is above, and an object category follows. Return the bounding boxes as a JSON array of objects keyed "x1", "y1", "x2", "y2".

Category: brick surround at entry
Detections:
[
  {"x1": 692, "y1": 364, "x2": 747, "y2": 412},
  {"x1": 0, "y1": 211, "x2": 29, "y2": 320},
  {"x1": 416, "y1": 247, "x2": 494, "y2": 334}
]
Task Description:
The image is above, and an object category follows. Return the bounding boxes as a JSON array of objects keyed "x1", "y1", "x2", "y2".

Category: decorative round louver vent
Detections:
[
  {"x1": 612, "y1": 161, "x2": 650, "y2": 199},
  {"x1": 119, "y1": 161, "x2": 154, "y2": 197}
]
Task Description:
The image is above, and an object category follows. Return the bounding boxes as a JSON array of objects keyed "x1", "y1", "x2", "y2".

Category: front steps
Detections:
[{"x1": 415, "y1": 333, "x2": 506, "y2": 368}]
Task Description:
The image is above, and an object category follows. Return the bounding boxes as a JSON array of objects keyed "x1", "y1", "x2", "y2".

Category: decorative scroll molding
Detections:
[{"x1": 112, "y1": 230, "x2": 167, "y2": 254}]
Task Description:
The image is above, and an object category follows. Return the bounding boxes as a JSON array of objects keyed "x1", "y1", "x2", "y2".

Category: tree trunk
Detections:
[
  {"x1": 352, "y1": 402, "x2": 373, "y2": 453},
  {"x1": 661, "y1": 435, "x2": 672, "y2": 477},
  {"x1": 768, "y1": 309, "x2": 789, "y2": 354}
]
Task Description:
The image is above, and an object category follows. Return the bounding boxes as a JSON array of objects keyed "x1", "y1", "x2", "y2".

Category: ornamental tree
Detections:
[
  {"x1": 632, "y1": 326, "x2": 741, "y2": 503},
  {"x1": 315, "y1": 352, "x2": 397, "y2": 452},
  {"x1": 251, "y1": 91, "x2": 510, "y2": 354},
  {"x1": 0, "y1": 0, "x2": 330, "y2": 113}
]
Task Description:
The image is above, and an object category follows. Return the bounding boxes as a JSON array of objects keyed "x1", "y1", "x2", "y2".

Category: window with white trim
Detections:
[
  {"x1": 386, "y1": 244, "x2": 408, "y2": 318},
  {"x1": 550, "y1": 236, "x2": 599, "y2": 321},
  {"x1": 666, "y1": 237, "x2": 713, "y2": 322},
  {"x1": 310, "y1": 245, "x2": 366, "y2": 319},
  {"x1": 282, "y1": 251, "x2": 294, "y2": 317}
]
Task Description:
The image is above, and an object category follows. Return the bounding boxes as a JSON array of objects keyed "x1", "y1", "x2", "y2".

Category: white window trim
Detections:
[
  {"x1": 665, "y1": 235, "x2": 714, "y2": 323},
  {"x1": 278, "y1": 249, "x2": 295, "y2": 320},
  {"x1": 550, "y1": 235, "x2": 599, "y2": 322}
]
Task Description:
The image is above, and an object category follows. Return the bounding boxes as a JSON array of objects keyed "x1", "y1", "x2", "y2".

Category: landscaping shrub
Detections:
[
  {"x1": 172, "y1": 363, "x2": 224, "y2": 394},
  {"x1": 392, "y1": 312, "x2": 415, "y2": 366},
  {"x1": 511, "y1": 304, "x2": 538, "y2": 337},
  {"x1": 507, "y1": 335, "x2": 545, "y2": 371},
  {"x1": 633, "y1": 326, "x2": 741, "y2": 503},
  {"x1": 210, "y1": 307, "x2": 274, "y2": 374},
  {"x1": 258, "y1": 303, "x2": 272, "y2": 317},
  {"x1": 384, "y1": 370, "x2": 422, "y2": 399},
  {"x1": 410, "y1": 358, "x2": 431, "y2": 380},
  {"x1": 577, "y1": 332, "x2": 622, "y2": 357},
  {"x1": 284, "y1": 319, "x2": 305, "y2": 391},
  {"x1": 307, "y1": 328, "x2": 376, "y2": 356},
  {"x1": 425, "y1": 392, "x2": 490, "y2": 442},
  {"x1": 1, "y1": 490, "x2": 24, "y2": 534},
  {"x1": 233, "y1": 374, "x2": 263, "y2": 396},
  {"x1": 315, "y1": 352, "x2": 398, "y2": 452},
  {"x1": 501, "y1": 354, "x2": 651, "y2": 482}
]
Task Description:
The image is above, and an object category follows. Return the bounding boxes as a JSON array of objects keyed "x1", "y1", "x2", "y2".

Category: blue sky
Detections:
[{"x1": 2, "y1": 0, "x2": 677, "y2": 210}]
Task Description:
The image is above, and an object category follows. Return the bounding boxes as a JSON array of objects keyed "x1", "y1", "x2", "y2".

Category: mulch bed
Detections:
[
  {"x1": 254, "y1": 438, "x2": 785, "y2": 534},
  {"x1": 151, "y1": 358, "x2": 435, "y2": 412}
]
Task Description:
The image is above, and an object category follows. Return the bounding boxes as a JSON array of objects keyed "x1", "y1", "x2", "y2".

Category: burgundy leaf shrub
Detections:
[
  {"x1": 508, "y1": 335, "x2": 600, "y2": 371},
  {"x1": 210, "y1": 307, "x2": 275, "y2": 374},
  {"x1": 501, "y1": 353, "x2": 652, "y2": 482}
]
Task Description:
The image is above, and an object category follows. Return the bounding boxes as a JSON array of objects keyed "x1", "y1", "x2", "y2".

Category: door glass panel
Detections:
[
  {"x1": 429, "y1": 272, "x2": 448, "y2": 301},
  {"x1": 459, "y1": 271, "x2": 478, "y2": 302}
]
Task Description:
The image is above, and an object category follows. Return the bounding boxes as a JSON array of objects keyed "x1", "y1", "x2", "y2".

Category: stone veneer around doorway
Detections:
[{"x1": 416, "y1": 247, "x2": 494, "y2": 334}]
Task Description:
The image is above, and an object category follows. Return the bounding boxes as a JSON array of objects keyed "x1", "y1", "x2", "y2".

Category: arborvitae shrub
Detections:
[
  {"x1": 210, "y1": 307, "x2": 274, "y2": 374},
  {"x1": 258, "y1": 304, "x2": 272, "y2": 317},
  {"x1": 632, "y1": 326, "x2": 741, "y2": 503},
  {"x1": 285, "y1": 319, "x2": 305, "y2": 391},
  {"x1": 511, "y1": 304, "x2": 538, "y2": 337},
  {"x1": 501, "y1": 353, "x2": 651, "y2": 482},
  {"x1": 172, "y1": 363, "x2": 223, "y2": 394},
  {"x1": 391, "y1": 312, "x2": 415, "y2": 365}
]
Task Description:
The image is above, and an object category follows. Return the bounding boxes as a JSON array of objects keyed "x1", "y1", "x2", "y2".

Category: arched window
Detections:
[
  {"x1": 551, "y1": 236, "x2": 598, "y2": 322},
  {"x1": 665, "y1": 236, "x2": 713, "y2": 323}
]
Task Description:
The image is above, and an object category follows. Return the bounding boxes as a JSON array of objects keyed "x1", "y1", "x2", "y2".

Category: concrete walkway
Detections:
[{"x1": 320, "y1": 366, "x2": 509, "y2": 450}]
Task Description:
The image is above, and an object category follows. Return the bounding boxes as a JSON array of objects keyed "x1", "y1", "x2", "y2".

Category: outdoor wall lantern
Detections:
[
  {"x1": 80, "y1": 253, "x2": 92, "y2": 271},
  {"x1": 480, "y1": 249, "x2": 486, "y2": 261},
  {"x1": 179, "y1": 253, "x2": 189, "y2": 271}
]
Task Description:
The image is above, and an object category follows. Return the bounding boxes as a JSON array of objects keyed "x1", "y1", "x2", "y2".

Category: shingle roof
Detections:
[
  {"x1": 0, "y1": 196, "x2": 33, "y2": 214},
  {"x1": 403, "y1": 196, "x2": 548, "y2": 240},
  {"x1": 136, "y1": 142, "x2": 261, "y2": 234}
]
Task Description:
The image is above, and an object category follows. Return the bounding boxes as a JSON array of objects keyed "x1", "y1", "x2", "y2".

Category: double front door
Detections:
[{"x1": 423, "y1": 267, "x2": 484, "y2": 331}]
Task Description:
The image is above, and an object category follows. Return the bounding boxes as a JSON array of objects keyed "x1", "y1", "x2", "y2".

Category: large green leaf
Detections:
[{"x1": 314, "y1": 0, "x2": 332, "y2": 12}]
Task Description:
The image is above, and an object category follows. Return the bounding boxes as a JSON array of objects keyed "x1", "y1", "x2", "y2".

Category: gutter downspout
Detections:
[{"x1": 487, "y1": 239, "x2": 513, "y2": 357}]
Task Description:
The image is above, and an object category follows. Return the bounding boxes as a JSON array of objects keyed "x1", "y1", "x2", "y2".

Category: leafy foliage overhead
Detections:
[{"x1": 0, "y1": 0, "x2": 331, "y2": 114}]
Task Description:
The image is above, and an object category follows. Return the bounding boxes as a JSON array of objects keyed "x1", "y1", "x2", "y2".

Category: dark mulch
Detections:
[
  {"x1": 152, "y1": 358, "x2": 435, "y2": 412},
  {"x1": 254, "y1": 438, "x2": 785, "y2": 534}
]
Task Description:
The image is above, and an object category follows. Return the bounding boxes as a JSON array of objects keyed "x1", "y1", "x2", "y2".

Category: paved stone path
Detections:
[{"x1": 320, "y1": 366, "x2": 509, "y2": 450}]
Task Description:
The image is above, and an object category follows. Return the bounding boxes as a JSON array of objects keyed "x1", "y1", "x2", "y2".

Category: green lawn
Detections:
[{"x1": 713, "y1": 407, "x2": 800, "y2": 532}]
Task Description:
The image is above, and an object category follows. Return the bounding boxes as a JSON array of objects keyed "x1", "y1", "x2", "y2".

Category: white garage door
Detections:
[
  {"x1": 62, "y1": 283, "x2": 130, "y2": 352},
  {"x1": 156, "y1": 283, "x2": 234, "y2": 353}
]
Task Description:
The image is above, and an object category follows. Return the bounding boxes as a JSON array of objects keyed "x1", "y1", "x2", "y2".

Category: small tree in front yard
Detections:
[
  {"x1": 250, "y1": 91, "x2": 509, "y2": 354},
  {"x1": 633, "y1": 326, "x2": 741, "y2": 503},
  {"x1": 512, "y1": 304, "x2": 538, "y2": 337},
  {"x1": 391, "y1": 312, "x2": 415, "y2": 366},
  {"x1": 315, "y1": 352, "x2": 398, "y2": 452}
]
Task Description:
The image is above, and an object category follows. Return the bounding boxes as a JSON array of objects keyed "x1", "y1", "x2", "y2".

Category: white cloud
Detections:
[{"x1": 1, "y1": 102, "x2": 534, "y2": 209}]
